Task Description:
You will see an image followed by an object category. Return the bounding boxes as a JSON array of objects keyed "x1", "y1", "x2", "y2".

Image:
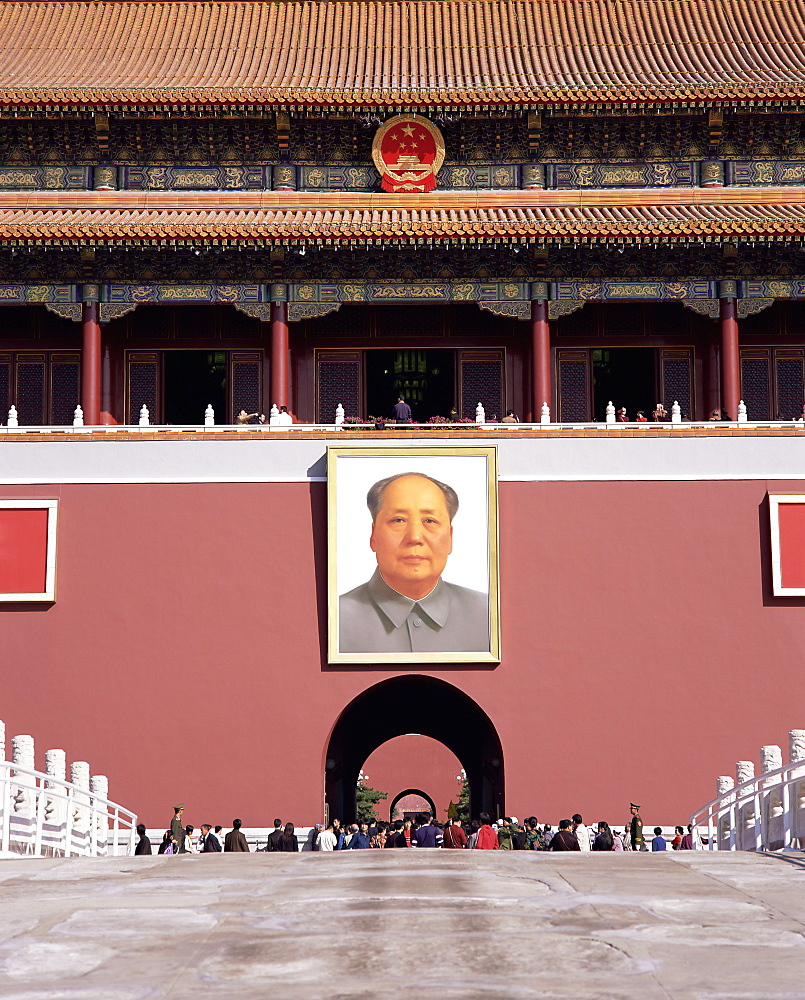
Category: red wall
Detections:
[
  {"x1": 362, "y1": 735, "x2": 464, "y2": 820},
  {"x1": 1, "y1": 479, "x2": 803, "y2": 832}
]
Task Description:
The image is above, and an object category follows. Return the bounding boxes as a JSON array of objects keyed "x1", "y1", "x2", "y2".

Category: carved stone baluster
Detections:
[
  {"x1": 90, "y1": 774, "x2": 109, "y2": 855},
  {"x1": 761, "y1": 745, "x2": 784, "y2": 850},
  {"x1": 70, "y1": 761, "x2": 91, "y2": 855}
]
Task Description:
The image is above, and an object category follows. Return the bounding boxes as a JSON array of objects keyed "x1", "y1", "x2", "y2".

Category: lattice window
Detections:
[
  {"x1": 740, "y1": 352, "x2": 771, "y2": 421},
  {"x1": 230, "y1": 353, "x2": 262, "y2": 418},
  {"x1": 660, "y1": 351, "x2": 693, "y2": 419},
  {"x1": 16, "y1": 358, "x2": 45, "y2": 425},
  {"x1": 50, "y1": 359, "x2": 80, "y2": 425},
  {"x1": 459, "y1": 351, "x2": 504, "y2": 420},
  {"x1": 775, "y1": 354, "x2": 804, "y2": 420},
  {"x1": 557, "y1": 351, "x2": 591, "y2": 422},
  {"x1": 311, "y1": 306, "x2": 370, "y2": 340},
  {"x1": 317, "y1": 355, "x2": 362, "y2": 422},
  {"x1": 608, "y1": 304, "x2": 645, "y2": 339},
  {"x1": 0, "y1": 359, "x2": 9, "y2": 419},
  {"x1": 128, "y1": 358, "x2": 160, "y2": 424},
  {"x1": 377, "y1": 306, "x2": 442, "y2": 341}
]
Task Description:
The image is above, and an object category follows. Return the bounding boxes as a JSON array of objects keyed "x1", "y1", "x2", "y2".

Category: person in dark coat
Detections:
[
  {"x1": 200, "y1": 824, "x2": 222, "y2": 852},
  {"x1": 224, "y1": 818, "x2": 250, "y2": 852},
  {"x1": 347, "y1": 821, "x2": 372, "y2": 849},
  {"x1": 549, "y1": 819, "x2": 581, "y2": 851},
  {"x1": 157, "y1": 830, "x2": 174, "y2": 855},
  {"x1": 134, "y1": 823, "x2": 152, "y2": 855},
  {"x1": 276, "y1": 822, "x2": 299, "y2": 852},
  {"x1": 265, "y1": 818, "x2": 284, "y2": 852},
  {"x1": 392, "y1": 395, "x2": 412, "y2": 424}
]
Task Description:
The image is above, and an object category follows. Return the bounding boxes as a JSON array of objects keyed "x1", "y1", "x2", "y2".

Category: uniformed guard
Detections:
[
  {"x1": 630, "y1": 802, "x2": 645, "y2": 852},
  {"x1": 170, "y1": 802, "x2": 186, "y2": 853}
]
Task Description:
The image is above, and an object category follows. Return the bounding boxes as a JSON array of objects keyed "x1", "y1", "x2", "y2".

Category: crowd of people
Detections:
[{"x1": 134, "y1": 802, "x2": 700, "y2": 855}]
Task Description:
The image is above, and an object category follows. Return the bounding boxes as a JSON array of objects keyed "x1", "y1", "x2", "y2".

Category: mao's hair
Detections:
[{"x1": 366, "y1": 472, "x2": 459, "y2": 523}]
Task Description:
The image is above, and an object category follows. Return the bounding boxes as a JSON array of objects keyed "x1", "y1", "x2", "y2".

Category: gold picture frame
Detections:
[{"x1": 327, "y1": 446, "x2": 500, "y2": 664}]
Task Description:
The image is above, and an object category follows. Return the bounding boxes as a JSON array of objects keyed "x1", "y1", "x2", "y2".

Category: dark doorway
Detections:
[
  {"x1": 592, "y1": 347, "x2": 656, "y2": 421},
  {"x1": 324, "y1": 675, "x2": 504, "y2": 824},
  {"x1": 164, "y1": 351, "x2": 227, "y2": 425},
  {"x1": 366, "y1": 349, "x2": 456, "y2": 423}
]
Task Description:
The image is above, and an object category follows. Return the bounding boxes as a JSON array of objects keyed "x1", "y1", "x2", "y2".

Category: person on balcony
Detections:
[{"x1": 393, "y1": 395, "x2": 412, "y2": 424}]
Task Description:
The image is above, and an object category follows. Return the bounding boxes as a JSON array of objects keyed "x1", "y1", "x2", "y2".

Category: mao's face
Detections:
[{"x1": 370, "y1": 475, "x2": 453, "y2": 600}]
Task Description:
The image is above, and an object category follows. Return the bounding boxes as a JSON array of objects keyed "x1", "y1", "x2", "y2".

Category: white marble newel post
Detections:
[
  {"x1": 761, "y1": 745, "x2": 784, "y2": 850},
  {"x1": 671, "y1": 400, "x2": 682, "y2": 423},
  {"x1": 204, "y1": 404, "x2": 215, "y2": 426},
  {"x1": 716, "y1": 775, "x2": 735, "y2": 850},
  {"x1": 73, "y1": 404, "x2": 84, "y2": 427},
  {"x1": 269, "y1": 403, "x2": 280, "y2": 426},
  {"x1": 737, "y1": 399, "x2": 747, "y2": 423},
  {"x1": 7, "y1": 405, "x2": 18, "y2": 427},
  {"x1": 540, "y1": 402, "x2": 550, "y2": 424},
  {"x1": 789, "y1": 730, "x2": 805, "y2": 848},
  {"x1": 12, "y1": 735, "x2": 35, "y2": 819},
  {"x1": 605, "y1": 401, "x2": 615, "y2": 423},
  {"x1": 0, "y1": 720, "x2": 5, "y2": 845},
  {"x1": 44, "y1": 749, "x2": 67, "y2": 852},
  {"x1": 70, "y1": 761, "x2": 91, "y2": 854},
  {"x1": 90, "y1": 775, "x2": 109, "y2": 855},
  {"x1": 335, "y1": 403, "x2": 345, "y2": 427},
  {"x1": 735, "y1": 761, "x2": 755, "y2": 850},
  {"x1": 475, "y1": 403, "x2": 485, "y2": 424},
  {"x1": 138, "y1": 404, "x2": 150, "y2": 426}
]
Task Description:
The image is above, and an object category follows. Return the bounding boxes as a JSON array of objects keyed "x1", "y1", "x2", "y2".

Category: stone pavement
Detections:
[{"x1": 0, "y1": 851, "x2": 803, "y2": 999}]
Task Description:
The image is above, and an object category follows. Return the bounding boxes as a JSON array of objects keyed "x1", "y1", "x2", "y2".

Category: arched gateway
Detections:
[{"x1": 324, "y1": 676, "x2": 504, "y2": 824}]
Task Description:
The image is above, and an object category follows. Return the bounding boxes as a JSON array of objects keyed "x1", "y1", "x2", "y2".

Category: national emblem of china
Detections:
[{"x1": 372, "y1": 114, "x2": 446, "y2": 193}]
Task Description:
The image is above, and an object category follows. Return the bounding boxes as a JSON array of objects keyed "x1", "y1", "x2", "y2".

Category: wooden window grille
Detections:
[
  {"x1": 127, "y1": 352, "x2": 161, "y2": 425},
  {"x1": 458, "y1": 349, "x2": 504, "y2": 420},
  {"x1": 229, "y1": 352, "x2": 263, "y2": 421},
  {"x1": 556, "y1": 349, "x2": 592, "y2": 422},
  {"x1": 316, "y1": 350, "x2": 363, "y2": 423},
  {"x1": 659, "y1": 348, "x2": 694, "y2": 419}
]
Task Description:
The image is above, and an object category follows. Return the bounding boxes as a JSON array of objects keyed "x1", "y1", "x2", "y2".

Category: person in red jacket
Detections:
[{"x1": 474, "y1": 812, "x2": 499, "y2": 849}]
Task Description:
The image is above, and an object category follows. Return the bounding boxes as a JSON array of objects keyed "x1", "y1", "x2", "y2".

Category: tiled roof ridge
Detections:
[{"x1": 1, "y1": 0, "x2": 805, "y2": 108}]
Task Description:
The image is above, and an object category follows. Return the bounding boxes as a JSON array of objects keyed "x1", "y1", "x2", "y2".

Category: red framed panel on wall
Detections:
[
  {"x1": 769, "y1": 495, "x2": 805, "y2": 596},
  {"x1": 0, "y1": 500, "x2": 58, "y2": 602}
]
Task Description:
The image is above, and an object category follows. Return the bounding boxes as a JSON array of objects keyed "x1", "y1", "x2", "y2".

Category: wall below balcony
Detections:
[{"x1": 0, "y1": 433, "x2": 803, "y2": 830}]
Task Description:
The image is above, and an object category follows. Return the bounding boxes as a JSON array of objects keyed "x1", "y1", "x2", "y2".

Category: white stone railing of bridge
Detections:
[
  {"x1": 690, "y1": 729, "x2": 805, "y2": 851},
  {"x1": 0, "y1": 722, "x2": 137, "y2": 857}
]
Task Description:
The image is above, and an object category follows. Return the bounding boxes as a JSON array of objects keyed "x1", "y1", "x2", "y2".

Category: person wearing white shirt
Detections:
[
  {"x1": 317, "y1": 823, "x2": 338, "y2": 851},
  {"x1": 572, "y1": 814, "x2": 592, "y2": 851}
]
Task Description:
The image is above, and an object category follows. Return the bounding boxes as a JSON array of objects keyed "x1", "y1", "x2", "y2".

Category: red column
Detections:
[
  {"x1": 81, "y1": 298, "x2": 101, "y2": 425},
  {"x1": 531, "y1": 294, "x2": 551, "y2": 421},
  {"x1": 270, "y1": 297, "x2": 289, "y2": 409},
  {"x1": 720, "y1": 295, "x2": 740, "y2": 421}
]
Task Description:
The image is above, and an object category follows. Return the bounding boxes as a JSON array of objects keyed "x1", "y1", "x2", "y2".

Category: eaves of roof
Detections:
[{"x1": 1, "y1": 188, "x2": 804, "y2": 244}]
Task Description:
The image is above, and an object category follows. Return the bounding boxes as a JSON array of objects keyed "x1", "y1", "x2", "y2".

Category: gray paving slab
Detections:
[{"x1": 0, "y1": 852, "x2": 803, "y2": 999}]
